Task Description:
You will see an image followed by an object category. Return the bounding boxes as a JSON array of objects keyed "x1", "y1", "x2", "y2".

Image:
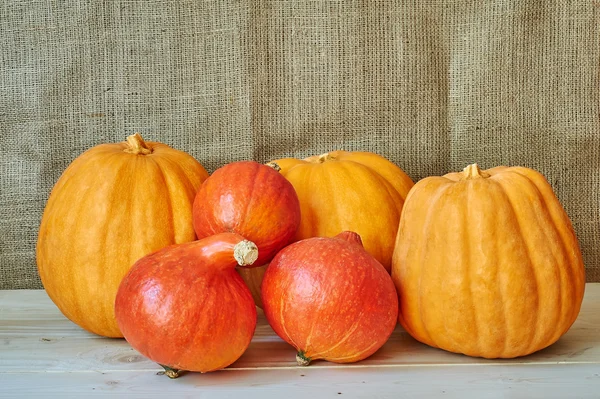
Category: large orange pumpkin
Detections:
[
  {"x1": 392, "y1": 163, "x2": 586, "y2": 358},
  {"x1": 36, "y1": 133, "x2": 209, "y2": 337}
]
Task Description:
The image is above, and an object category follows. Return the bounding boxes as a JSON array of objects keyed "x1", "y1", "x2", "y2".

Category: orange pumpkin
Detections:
[
  {"x1": 392, "y1": 163, "x2": 586, "y2": 358},
  {"x1": 36, "y1": 133, "x2": 209, "y2": 337},
  {"x1": 238, "y1": 151, "x2": 413, "y2": 307},
  {"x1": 273, "y1": 151, "x2": 414, "y2": 270}
]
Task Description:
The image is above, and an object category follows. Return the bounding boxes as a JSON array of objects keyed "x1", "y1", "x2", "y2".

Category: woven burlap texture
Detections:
[{"x1": 1, "y1": 1, "x2": 599, "y2": 289}]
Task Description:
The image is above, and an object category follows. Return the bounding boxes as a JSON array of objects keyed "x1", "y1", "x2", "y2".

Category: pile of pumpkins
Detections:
[{"x1": 36, "y1": 133, "x2": 586, "y2": 378}]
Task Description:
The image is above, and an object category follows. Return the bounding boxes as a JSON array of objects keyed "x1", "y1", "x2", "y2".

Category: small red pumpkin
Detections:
[
  {"x1": 261, "y1": 231, "x2": 398, "y2": 365},
  {"x1": 192, "y1": 161, "x2": 301, "y2": 267},
  {"x1": 115, "y1": 232, "x2": 258, "y2": 377}
]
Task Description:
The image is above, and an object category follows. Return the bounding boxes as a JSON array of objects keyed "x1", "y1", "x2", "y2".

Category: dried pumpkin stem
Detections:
[
  {"x1": 461, "y1": 163, "x2": 490, "y2": 180},
  {"x1": 266, "y1": 162, "x2": 282, "y2": 172},
  {"x1": 317, "y1": 152, "x2": 332, "y2": 163},
  {"x1": 296, "y1": 351, "x2": 312, "y2": 366},
  {"x1": 234, "y1": 240, "x2": 259, "y2": 267},
  {"x1": 124, "y1": 133, "x2": 152, "y2": 155},
  {"x1": 159, "y1": 364, "x2": 183, "y2": 379}
]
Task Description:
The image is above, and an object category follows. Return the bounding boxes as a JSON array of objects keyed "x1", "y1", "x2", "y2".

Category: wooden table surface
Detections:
[{"x1": 1, "y1": 285, "x2": 599, "y2": 398}]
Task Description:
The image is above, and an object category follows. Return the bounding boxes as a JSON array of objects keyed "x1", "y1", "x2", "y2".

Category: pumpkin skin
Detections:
[
  {"x1": 392, "y1": 164, "x2": 586, "y2": 359},
  {"x1": 262, "y1": 231, "x2": 398, "y2": 365},
  {"x1": 192, "y1": 161, "x2": 301, "y2": 267},
  {"x1": 115, "y1": 232, "x2": 258, "y2": 377},
  {"x1": 36, "y1": 133, "x2": 208, "y2": 337}
]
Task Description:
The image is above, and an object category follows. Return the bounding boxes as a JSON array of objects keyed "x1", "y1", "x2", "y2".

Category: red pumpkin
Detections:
[
  {"x1": 261, "y1": 231, "x2": 398, "y2": 365},
  {"x1": 192, "y1": 161, "x2": 301, "y2": 267},
  {"x1": 115, "y1": 232, "x2": 258, "y2": 377}
]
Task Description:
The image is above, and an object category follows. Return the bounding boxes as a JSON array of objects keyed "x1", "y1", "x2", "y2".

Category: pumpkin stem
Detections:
[
  {"x1": 317, "y1": 152, "x2": 332, "y2": 163},
  {"x1": 234, "y1": 240, "x2": 259, "y2": 267},
  {"x1": 124, "y1": 133, "x2": 153, "y2": 155},
  {"x1": 159, "y1": 364, "x2": 183, "y2": 379},
  {"x1": 266, "y1": 162, "x2": 282, "y2": 172},
  {"x1": 462, "y1": 163, "x2": 490, "y2": 180},
  {"x1": 296, "y1": 351, "x2": 312, "y2": 366},
  {"x1": 334, "y1": 231, "x2": 364, "y2": 248}
]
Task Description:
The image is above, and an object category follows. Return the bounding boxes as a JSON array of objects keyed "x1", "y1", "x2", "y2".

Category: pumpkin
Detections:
[
  {"x1": 115, "y1": 232, "x2": 258, "y2": 378},
  {"x1": 192, "y1": 160, "x2": 301, "y2": 267},
  {"x1": 239, "y1": 150, "x2": 413, "y2": 307},
  {"x1": 36, "y1": 133, "x2": 208, "y2": 337},
  {"x1": 392, "y1": 163, "x2": 586, "y2": 358},
  {"x1": 262, "y1": 231, "x2": 398, "y2": 365},
  {"x1": 271, "y1": 151, "x2": 413, "y2": 271}
]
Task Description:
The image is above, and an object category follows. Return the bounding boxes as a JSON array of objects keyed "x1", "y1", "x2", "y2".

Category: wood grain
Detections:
[
  {"x1": 1, "y1": 285, "x2": 599, "y2": 397},
  {"x1": 1, "y1": 365, "x2": 599, "y2": 398}
]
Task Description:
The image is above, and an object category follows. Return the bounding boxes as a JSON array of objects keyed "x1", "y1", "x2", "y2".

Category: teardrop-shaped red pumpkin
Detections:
[{"x1": 115, "y1": 232, "x2": 258, "y2": 377}]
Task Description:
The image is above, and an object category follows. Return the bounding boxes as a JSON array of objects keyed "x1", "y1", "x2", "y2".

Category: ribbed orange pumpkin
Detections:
[
  {"x1": 36, "y1": 133, "x2": 209, "y2": 337},
  {"x1": 238, "y1": 151, "x2": 413, "y2": 307},
  {"x1": 392, "y1": 164, "x2": 586, "y2": 358}
]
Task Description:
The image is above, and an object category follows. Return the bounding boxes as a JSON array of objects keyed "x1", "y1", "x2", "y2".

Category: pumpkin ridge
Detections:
[
  {"x1": 77, "y1": 152, "x2": 129, "y2": 333},
  {"x1": 150, "y1": 157, "x2": 176, "y2": 244},
  {"x1": 515, "y1": 172, "x2": 566, "y2": 348},
  {"x1": 359, "y1": 161, "x2": 405, "y2": 215},
  {"x1": 333, "y1": 162, "x2": 400, "y2": 266},
  {"x1": 462, "y1": 180, "x2": 481, "y2": 356},
  {"x1": 415, "y1": 181, "x2": 455, "y2": 349},
  {"x1": 78, "y1": 151, "x2": 131, "y2": 335},
  {"x1": 161, "y1": 148, "x2": 209, "y2": 189},
  {"x1": 494, "y1": 175, "x2": 541, "y2": 357},
  {"x1": 514, "y1": 171, "x2": 577, "y2": 342},
  {"x1": 104, "y1": 155, "x2": 139, "y2": 336},
  {"x1": 238, "y1": 163, "x2": 260, "y2": 232},
  {"x1": 151, "y1": 153, "x2": 202, "y2": 241},
  {"x1": 489, "y1": 180, "x2": 509, "y2": 357},
  {"x1": 291, "y1": 163, "x2": 326, "y2": 239},
  {"x1": 516, "y1": 169, "x2": 585, "y2": 339},
  {"x1": 305, "y1": 164, "x2": 323, "y2": 238}
]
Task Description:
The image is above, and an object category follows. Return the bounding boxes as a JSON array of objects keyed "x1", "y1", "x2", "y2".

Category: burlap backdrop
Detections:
[{"x1": 1, "y1": 1, "x2": 598, "y2": 289}]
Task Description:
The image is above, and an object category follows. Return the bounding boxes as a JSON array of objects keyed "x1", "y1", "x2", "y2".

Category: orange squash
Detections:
[
  {"x1": 392, "y1": 164, "x2": 586, "y2": 358},
  {"x1": 272, "y1": 151, "x2": 413, "y2": 270},
  {"x1": 36, "y1": 133, "x2": 209, "y2": 337},
  {"x1": 239, "y1": 151, "x2": 413, "y2": 307}
]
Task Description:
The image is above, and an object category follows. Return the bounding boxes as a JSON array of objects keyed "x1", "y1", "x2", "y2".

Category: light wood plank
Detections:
[
  {"x1": 1, "y1": 286, "x2": 600, "y2": 397},
  {"x1": 1, "y1": 364, "x2": 599, "y2": 399},
  {"x1": 1, "y1": 286, "x2": 600, "y2": 374}
]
